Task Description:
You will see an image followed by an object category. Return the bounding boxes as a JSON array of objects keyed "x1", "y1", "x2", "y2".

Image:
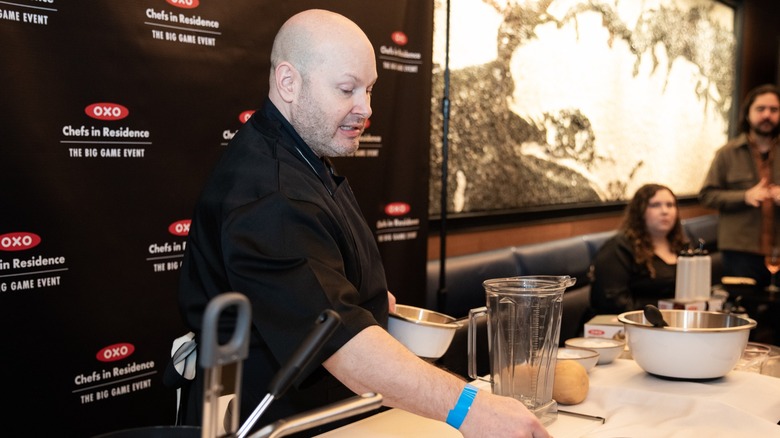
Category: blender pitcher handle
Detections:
[{"x1": 468, "y1": 306, "x2": 490, "y2": 382}]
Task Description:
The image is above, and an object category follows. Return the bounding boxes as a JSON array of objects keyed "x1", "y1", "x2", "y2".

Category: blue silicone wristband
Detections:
[{"x1": 446, "y1": 383, "x2": 478, "y2": 429}]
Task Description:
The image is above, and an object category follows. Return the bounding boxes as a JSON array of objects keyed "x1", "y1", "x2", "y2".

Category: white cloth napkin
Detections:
[{"x1": 563, "y1": 359, "x2": 780, "y2": 437}]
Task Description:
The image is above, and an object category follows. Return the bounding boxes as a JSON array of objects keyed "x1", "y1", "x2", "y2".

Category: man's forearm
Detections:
[{"x1": 323, "y1": 325, "x2": 463, "y2": 421}]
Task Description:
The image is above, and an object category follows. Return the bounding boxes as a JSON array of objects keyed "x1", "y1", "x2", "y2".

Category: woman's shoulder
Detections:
[
  {"x1": 594, "y1": 233, "x2": 634, "y2": 263},
  {"x1": 601, "y1": 232, "x2": 631, "y2": 250}
]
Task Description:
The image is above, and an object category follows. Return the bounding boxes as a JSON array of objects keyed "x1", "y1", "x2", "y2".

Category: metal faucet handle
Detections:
[{"x1": 247, "y1": 393, "x2": 383, "y2": 438}]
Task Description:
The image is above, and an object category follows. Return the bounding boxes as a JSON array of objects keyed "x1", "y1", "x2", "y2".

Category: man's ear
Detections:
[{"x1": 274, "y1": 62, "x2": 298, "y2": 103}]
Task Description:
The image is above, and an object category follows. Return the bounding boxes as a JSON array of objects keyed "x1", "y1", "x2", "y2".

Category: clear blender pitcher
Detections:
[{"x1": 468, "y1": 275, "x2": 574, "y2": 426}]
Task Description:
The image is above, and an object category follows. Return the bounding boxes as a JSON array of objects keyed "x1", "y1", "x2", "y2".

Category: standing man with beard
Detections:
[
  {"x1": 178, "y1": 9, "x2": 550, "y2": 438},
  {"x1": 700, "y1": 84, "x2": 780, "y2": 287}
]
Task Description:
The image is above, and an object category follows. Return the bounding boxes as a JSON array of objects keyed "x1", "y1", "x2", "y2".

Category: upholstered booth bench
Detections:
[{"x1": 426, "y1": 214, "x2": 721, "y2": 378}]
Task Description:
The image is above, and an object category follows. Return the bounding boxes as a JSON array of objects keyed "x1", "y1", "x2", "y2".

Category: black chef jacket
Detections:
[{"x1": 178, "y1": 98, "x2": 389, "y2": 431}]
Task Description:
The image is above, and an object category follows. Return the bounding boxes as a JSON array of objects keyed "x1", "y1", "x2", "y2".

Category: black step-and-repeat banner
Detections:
[{"x1": 0, "y1": 1, "x2": 432, "y2": 436}]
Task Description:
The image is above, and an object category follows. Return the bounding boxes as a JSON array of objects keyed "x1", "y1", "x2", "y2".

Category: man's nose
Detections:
[{"x1": 354, "y1": 95, "x2": 372, "y2": 119}]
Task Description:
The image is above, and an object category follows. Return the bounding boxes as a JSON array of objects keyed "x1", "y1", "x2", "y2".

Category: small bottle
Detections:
[
  {"x1": 692, "y1": 239, "x2": 711, "y2": 301},
  {"x1": 675, "y1": 249, "x2": 693, "y2": 301}
]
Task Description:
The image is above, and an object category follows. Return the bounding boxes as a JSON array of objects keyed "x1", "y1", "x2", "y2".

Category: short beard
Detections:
[
  {"x1": 751, "y1": 120, "x2": 780, "y2": 139},
  {"x1": 291, "y1": 80, "x2": 331, "y2": 157}
]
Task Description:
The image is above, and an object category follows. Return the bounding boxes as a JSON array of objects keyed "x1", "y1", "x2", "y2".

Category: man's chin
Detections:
[
  {"x1": 330, "y1": 141, "x2": 360, "y2": 157},
  {"x1": 753, "y1": 125, "x2": 779, "y2": 138}
]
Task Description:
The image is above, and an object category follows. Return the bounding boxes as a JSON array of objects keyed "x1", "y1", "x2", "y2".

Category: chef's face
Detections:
[{"x1": 290, "y1": 39, "x2": 377, "y2": 158}]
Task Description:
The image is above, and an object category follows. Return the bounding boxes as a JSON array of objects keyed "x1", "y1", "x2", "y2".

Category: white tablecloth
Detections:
[{"x1": 317, "y1": 359, "x2": 780, "y2": 437}]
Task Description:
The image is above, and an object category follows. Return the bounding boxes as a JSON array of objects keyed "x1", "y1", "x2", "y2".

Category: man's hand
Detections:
[
  {"x1": 745, "y1": 177, "x2": 771, "y2": 207},
  {"x1": 387, "y1": 291, "x2": 396, "y2": 313},
  {"x1": 769, "y1": 183, "x2": 780, "y2": 206}
]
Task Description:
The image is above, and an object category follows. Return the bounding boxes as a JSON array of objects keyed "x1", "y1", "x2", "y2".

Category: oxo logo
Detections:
[
  {"x1": 391, "y1": 31, "x2": 408, "y2": 46},
  {"x1": 96, "y1": 343, "x2": 135, "y2": 362},
  {"x1": 384, "y1": 202, "x2": 410, "y2": 216},
  {"x1": 168, "y1": 219, "x2": 191, "y2": 236},
  {"x1": 85, "y1": 103, "x2": 129, "y2": 121},
  {"x1": 0, "y1": 232, "x2": 41, "y2": 251},
  {"x1": 238, "y1": 110, "x2": 255, "y2": 124},
  {"x1": 166, "y1": 0, "x2": 199, "y2": 8}
]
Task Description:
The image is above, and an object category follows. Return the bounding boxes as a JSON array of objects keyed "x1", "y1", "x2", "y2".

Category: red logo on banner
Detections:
[
  {"x1": 96, "y1": 343, "x2": 135, "y2": 362},
  {"x1": 587, "y1": 329, "x2": 605, "y2": 336},
  {"x1": 238, "y1": 110, "x2": 255, "y2": 124},
  {"x1": 166, "y1": 0, "x2": 199, "y2": 8},
  {"x1": 391, "y1": 31, "x2": 408, "y2": 46},
  {"x1": 384, "y1": 202, "x2": 411, "y2": 216},
  {"x1": 168, "y1": 219, "x2": 191, "y2": 236},
  {"x1": 0, "y1": 232, "x2": 41, "y2": 251},
  {"x1": 85, "y1": 103, "x2": 129, "y2": 121}
]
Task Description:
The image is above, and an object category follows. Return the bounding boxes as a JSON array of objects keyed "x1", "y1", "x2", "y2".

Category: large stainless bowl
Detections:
[
  {"x1": 387, "y1": 304, "x2": 460, "y2": 359},
  {"x1": 618, "y1": 309, "x2": 756, "y2": 379}
]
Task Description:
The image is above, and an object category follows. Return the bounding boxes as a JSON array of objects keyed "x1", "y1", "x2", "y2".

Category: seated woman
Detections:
[{"x1": 589, "y1": 183, "x2": 688, "y2": 315}]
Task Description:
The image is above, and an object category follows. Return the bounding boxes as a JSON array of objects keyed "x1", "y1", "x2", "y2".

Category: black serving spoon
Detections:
[{"x1": 643, "y1": 304, "x2": 669, "y2": 327}]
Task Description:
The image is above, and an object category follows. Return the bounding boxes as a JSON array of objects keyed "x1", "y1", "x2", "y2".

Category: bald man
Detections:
[{"x1": 178, "y1": 9, "x2": 550, "y2": 437}]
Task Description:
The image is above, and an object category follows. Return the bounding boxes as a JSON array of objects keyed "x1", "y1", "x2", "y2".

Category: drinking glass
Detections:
[
  {"x1": 761, "y1": 354, "x2": 780, "y2": 378},
  {"x1": 733, "y1": 342, "x2": 771, "y2": 373},
  {"x1": 765, "y1": 247, "x2": 780, "y2": 293}
]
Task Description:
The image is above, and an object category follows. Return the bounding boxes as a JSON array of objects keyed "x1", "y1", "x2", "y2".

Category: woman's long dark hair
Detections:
[{"x1": 619, "y1": 183, "x2": 687, "y2": 277}]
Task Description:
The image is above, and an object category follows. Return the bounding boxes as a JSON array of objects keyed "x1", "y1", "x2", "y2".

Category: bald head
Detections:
[
  {"x1": 270, "y1": 9, "x2": 374, "y2": 89},
  {"x1": 266, "y1": 9, "x2": 377, "y2": 157}
]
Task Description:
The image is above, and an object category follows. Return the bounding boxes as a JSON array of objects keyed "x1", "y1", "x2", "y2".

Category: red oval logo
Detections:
[
  {"x1": 168, "y1": 219, "x2": 191, "y2": 236},
  {"x1": 96, "y1": 342, "x2": 135, "y2": 362},
  {"x1": 238, "y1": 110, "x2": 255, "y2": 124},
  {"x1": 0, "y1": 232, "x2": 41, "y2": 251},
  {"x1": 587, "y1": 329, "x2": 605, "y2": 336},
  {"x1": 384, "y1": 202, "x2": 410, "y2": 216},
  {"x1": 391, "y1": 31, "x2": 408, "y2": 46},
  {"x1": 166, "y1": 0, "x2": 199, "y2": 9},
  {"x1": 85, "y1": 103, "x2": 129, "y2": 121}
]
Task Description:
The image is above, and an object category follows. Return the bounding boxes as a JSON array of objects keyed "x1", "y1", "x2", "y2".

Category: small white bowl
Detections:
[
  {"x1": 557, "y1": 347, "x2": 599, "y2": 372},
  {"x1": 565, "y1": 337, "x2": 625, "y2": 364},
  {"x1": 387, "y1": 304, "x2": 460, "y2": 359}
]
